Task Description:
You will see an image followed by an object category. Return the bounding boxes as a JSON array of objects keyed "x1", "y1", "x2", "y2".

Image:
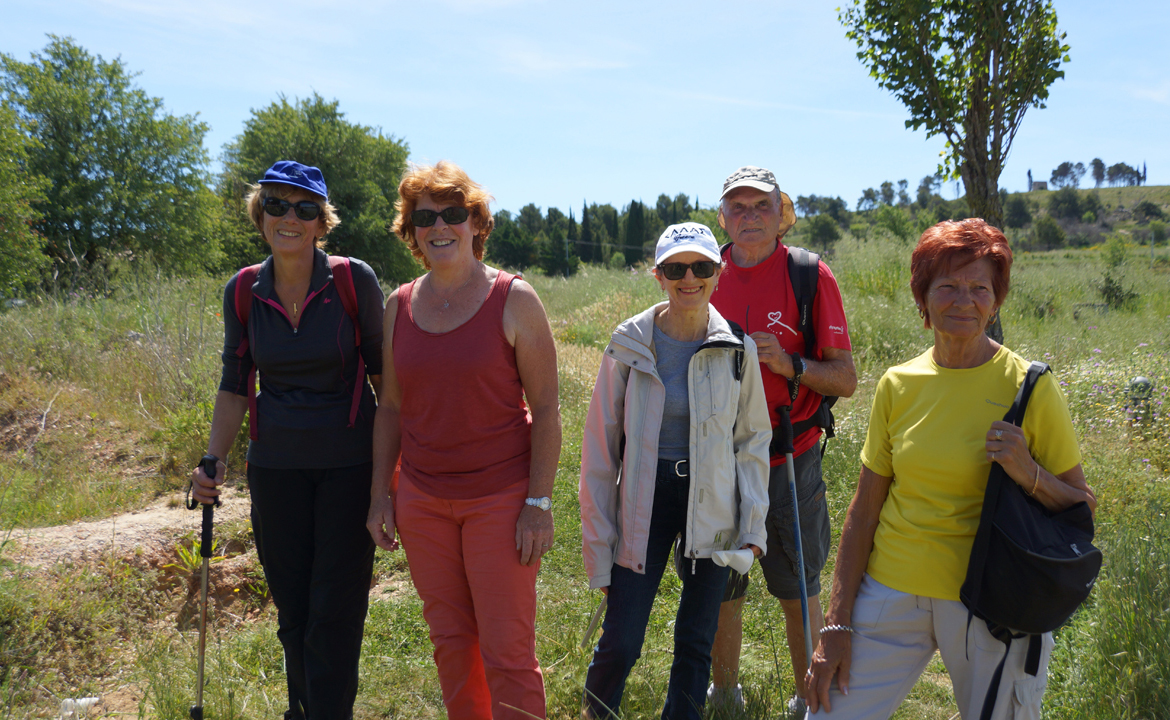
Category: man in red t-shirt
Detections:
[{"x1": 705, "y1": 166, "x2": 857, "y2": 715}]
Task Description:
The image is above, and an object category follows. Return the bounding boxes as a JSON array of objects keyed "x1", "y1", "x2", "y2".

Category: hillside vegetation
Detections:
[{"x1": 0, "y1": 233, "x2": 1167, "y2": 719}]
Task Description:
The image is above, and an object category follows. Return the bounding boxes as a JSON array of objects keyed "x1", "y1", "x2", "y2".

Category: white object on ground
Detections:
[
  {"x1": 711, "y1": 549, "x2": 754, "y2": 575},
  {"x1": 59, "y1": 697, "x2": 99, "y2": 719}
]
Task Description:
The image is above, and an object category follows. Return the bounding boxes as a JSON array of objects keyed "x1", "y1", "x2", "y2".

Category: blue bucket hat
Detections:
[{"x1": 259, "y1": 160, "x2": 328, "y2": 199}]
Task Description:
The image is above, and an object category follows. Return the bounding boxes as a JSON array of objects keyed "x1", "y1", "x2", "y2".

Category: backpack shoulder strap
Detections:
[
  {"x1": 785, "y1": 246, "x2": 820, "y2": 358},
  {"x1": 327, "y1": 255, "x2": 365, "y2": 429},
  {"x1": 233, "y1": 264, "x2": 262, "y2": 440},
  {"x1": 233, "y1": 264, "x2": 262, "y2": 336},
  {"x1": 328, "y1": 255, "x2": 360, "y2": 330},
  {"x1": 725, "y1": 319, "x2": 746, "y2": 382}
]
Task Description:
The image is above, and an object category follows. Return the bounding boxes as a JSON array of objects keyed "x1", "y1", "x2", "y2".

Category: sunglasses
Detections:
[
  {"x1": 411, "y1": 207, "x2": 470, "y2": 227},
  {"x1": 657, "y1": 261, "x2": 717, "y2": 280},
  {"x1": 263, "y1": 197, "x2": 322, "y2": 221}
]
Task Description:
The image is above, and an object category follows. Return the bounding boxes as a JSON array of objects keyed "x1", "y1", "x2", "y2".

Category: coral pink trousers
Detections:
[{"x1": 396, "y1": 474, "x2": 546, "y2": 719}]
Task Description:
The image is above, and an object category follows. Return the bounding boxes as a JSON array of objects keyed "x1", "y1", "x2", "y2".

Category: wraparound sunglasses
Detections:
[
  {"x1": 262, "y1": 197, "x2": 322, "y2": 221},
  {"x1": 657, "y1": 260, "x2": 717, "y2": 280},
  {"x1": 411, "y1": 207, "x2": 470, "y2": 227}
]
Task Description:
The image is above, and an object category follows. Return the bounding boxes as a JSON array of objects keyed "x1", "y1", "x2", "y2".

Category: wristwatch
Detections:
[
  {"x1": 525, "y1": 497, "x2": 552, "y2": 511},
  {"x1": 789, "y1": 352, "x2": 806, "y2": 387}
]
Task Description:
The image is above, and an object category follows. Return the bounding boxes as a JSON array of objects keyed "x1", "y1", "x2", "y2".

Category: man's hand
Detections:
[{"x1": 750, "y1": 331, "x2": 794, "y2": 377}]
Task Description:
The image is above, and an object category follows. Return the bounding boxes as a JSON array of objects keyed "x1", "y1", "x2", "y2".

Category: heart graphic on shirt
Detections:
[{"x1": 767, "y1": 311, "x2": 796, "y2": 335}]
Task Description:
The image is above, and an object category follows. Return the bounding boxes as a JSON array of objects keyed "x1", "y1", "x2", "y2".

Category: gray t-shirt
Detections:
[{"x1": 654, "y1": 324, "x2": 704, "y2": 462}]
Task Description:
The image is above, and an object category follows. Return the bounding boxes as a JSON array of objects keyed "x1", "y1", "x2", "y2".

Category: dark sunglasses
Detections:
[
  {"x1": 411, "y1": 207, "x2": 470, "y2": 227},
  {"x1": 657, "y1": 260, "x2": 717, "y2": 280},
  {"x1": 263, "y1": 197, "x2": 322, "y2": 221}
]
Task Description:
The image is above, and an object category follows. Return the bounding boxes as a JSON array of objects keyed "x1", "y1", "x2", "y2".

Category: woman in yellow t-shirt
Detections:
[{"x1": 804, "y1": 219, "x2": 1096, "y2": 720}]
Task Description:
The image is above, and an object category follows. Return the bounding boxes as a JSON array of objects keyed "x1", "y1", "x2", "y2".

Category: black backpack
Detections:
[
  {"x1": 719, "y1": 243, "x2": 837, "y2": 457},
  {"x1": 960, "y1": 361, "x2": 1102, "y2": 720}
]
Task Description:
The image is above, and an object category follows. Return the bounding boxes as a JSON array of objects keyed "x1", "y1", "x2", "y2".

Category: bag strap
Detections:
[
  {"x1": 328, "y1": 256, "x2": 365, "y2": 429},
  {"x1": 233, "y1": 265, "x2": 262, "y2": 441},
  {"x1": 786, "y1": 246, "x2": 820, "y2": 358},
  {"x1": 725, "y1": 319, "x2": 746, "y2": 382},
  {"x1": 969, "y1": 360, "x2": 1050, "y2": 720}
]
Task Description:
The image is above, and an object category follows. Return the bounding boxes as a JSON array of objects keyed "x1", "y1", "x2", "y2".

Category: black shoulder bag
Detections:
[{"x1": 960, "y1": 361, "x2": 1102, "y2": 720}]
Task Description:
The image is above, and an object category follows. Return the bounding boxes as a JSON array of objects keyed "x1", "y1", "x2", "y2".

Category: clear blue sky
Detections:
[{"x1": 4, "y1": 0, "x2": 1167, "y2": 215}]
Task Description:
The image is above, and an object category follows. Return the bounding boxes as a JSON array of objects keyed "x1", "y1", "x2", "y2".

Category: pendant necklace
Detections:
[{"x1": 429, "y1": 266, "x2": 477, "y2": 309}]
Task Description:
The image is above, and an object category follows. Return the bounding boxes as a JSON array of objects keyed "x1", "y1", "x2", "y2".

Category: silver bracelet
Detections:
[{"x1": 819, "y1": 624, "x2": 855, "y2": 635}]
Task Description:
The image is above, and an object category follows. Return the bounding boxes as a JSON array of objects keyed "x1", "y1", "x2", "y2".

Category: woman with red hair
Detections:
[
  {"x1": 804, "y1": 219, "x2": 1095, "y2": 719},
  {"x1": 367, "y1": 161, "x2": 560, "y2": 719}
]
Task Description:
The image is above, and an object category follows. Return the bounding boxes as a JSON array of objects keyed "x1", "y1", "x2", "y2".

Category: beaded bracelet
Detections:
[
  {"x1": 1027, "y1": 462, "x2": 1041, "y2": 496},
  {"x1": 819, "y1": 624, "x2": 855, "y2": 636}
]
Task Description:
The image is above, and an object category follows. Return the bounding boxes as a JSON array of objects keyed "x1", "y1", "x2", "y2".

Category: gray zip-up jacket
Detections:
[{"x1": 579, "y1": 302, "x2": 772, "y2": 590}]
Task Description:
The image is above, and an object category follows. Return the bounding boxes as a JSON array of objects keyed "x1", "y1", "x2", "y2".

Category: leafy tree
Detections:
[
  {"x1": 515, "y1": 203, "x2": 544, "y2": 238},
  {"x1": 546, "y1": 207, "x2": 568, "y2": 241},
  {"x1": 1050, "y1": 161, "x2": 1086, "y2": 189},
  {"x1": 879, "y1": 181, "x2": 895, "y2": 205},
  {"x1": 1, "y1": 36, "x2": 218, "y2": 275},
  {"x1": 796, "y1": 195, "x2": 851, "y2": 225},
  {"x1": 1032, "y1": 215, "x2": 1065, "y2": 249},
  {"x1": 1047, "y1": 187, "x2": 1081, "y2": 220},
  {"x1": 624, "y1": 200, "x2": 646, "y2": 266},
  {"x1": 219, "y1": 93, "x2": 413, "y2": 280},
  {"x1": 874, "y1": 204, "x2": 916, "y2": 242},
  {"x1": 486, "y1": 210, "x2": 534, "y2": 270},
  {"x1": 897, "y1": 179, "x2": 911, "y2": 207},
  {"x1": 0, "y1": 103, "x2": 49, "y2": 292},
  {"x1": 916, "y1": 175, "x2": 942, "y2": 208},
  {"x1": 840, "y1": 0, "x2": 1069, "y2": 230},
  {"x1": 1106, "y1": 162, "x2": 1141, "y2": 187},
  {"x1": 1090, "y1": 158, "x2": 1105, "y2": 188},
  {"x1": 535, "y1": 229, "x2": 577, "y2": 278},
  {"x1": 1083, "y1": 192, "x2": 1102, "y2": 221},
  {"x1": 1004, "y1": 195, "x2": 1032, "y2": 229},
  {"x1": 806, "y1": 213, "x2": 841, "y2": 253},
  {"x1": 579, "y1": 201, "x2": 596, "y2": 263},
  {"x1": 593, "y1": 203, "x2": 619, "y2": 243},
  {"x1": 1149, "y1": 220, "x2": 1166, "y2": 247},
  {"x1": 857, "y1": 187, "x2": 879, "y2": 211},
  {"x1": 1131, "y1": 200, "x2": 1164, "y2": 223}
]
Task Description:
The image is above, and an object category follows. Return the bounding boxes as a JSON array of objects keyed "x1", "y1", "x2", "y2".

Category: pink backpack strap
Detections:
[
  {"x1": 328, "y1": 256, "x2": 364, "y2": 429},
  {"x1": 233, "y1": 265, "x2": 262, "y2": 441}
]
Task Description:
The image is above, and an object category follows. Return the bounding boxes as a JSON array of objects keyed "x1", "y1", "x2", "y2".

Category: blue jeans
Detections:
[{"x1": 584, "y1": 460, "x2": 731, "y2": 720}]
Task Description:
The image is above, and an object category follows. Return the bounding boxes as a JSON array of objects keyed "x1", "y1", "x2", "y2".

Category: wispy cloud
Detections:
[
  {"x1": 1130, "y1": 81, "x2": 1170, "y2": 105},
  {"x1": 493, "y1": 42, "x2": 630, "y2": 77},
  {"x1": 659, "y1": 89, "x2": 904, "y2": 120}
]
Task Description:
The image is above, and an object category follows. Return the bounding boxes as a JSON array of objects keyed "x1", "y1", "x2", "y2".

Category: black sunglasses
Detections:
[
  {"x1": 657, "y1": 261, "x2": 717, "y2": 280},
  {"x1": 263, "y1": 197, "x2": 322, "y2": 221},
  {"x1": 411, "y1": 207, "x2": 470, "y2": 227}
]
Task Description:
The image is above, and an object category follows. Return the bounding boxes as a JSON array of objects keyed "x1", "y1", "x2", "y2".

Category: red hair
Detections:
[
  {"x1": 910, "y1": 219, "x2": 1012, "y2": 328},
  {"x1": 392, "y1": 161, "x2": 494, "y2": 269}
]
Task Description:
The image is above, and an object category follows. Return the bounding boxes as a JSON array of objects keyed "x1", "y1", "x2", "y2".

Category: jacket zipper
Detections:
[{"x1": 258, "y1": 282, "x2": 330, "y2": 335}]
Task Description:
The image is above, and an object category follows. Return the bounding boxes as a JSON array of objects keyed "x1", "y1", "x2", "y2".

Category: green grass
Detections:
[{"x1": 0, "y1": 238, "x2": 1167, "y2": 718}]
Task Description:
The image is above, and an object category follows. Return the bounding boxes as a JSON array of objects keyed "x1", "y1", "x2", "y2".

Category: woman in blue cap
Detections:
[{"x1": 190, "y1": 161, "x2": 385, "y2": 720}]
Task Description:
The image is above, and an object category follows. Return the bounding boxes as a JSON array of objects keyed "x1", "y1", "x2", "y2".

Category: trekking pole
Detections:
[
  {"x1": 777, "y1": 405, "x2": 814, "y2": 667},
  {"x1": 187, "y1": 455, "x2": 221, "y2": 720}
]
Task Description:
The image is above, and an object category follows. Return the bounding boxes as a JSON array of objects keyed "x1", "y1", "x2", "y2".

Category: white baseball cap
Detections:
[{"x1": 654, "y1": 222, "x2": 722, "y2": 265}]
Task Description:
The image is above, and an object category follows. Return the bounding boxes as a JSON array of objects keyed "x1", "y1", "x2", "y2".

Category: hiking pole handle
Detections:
[
  {"x1": 776, "y1": 405, "x2": 796, "y2": 456},
  {"x1": 197, "y1": 455, "x2": 218, "y2": 556}
]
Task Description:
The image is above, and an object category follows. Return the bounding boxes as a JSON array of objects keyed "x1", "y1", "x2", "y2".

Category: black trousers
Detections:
[{"x1": 248, "y1": 462, "x2": 376, "y2": 720}]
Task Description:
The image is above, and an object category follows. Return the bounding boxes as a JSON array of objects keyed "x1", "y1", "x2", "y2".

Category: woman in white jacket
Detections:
[{"x1": 580, "y1": 223, "x2": 772, "y2": 720}]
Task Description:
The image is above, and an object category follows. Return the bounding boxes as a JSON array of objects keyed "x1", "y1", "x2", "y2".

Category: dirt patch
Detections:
[{"x1": 7, "y1": 488, "x2": 252, "y2": 571}]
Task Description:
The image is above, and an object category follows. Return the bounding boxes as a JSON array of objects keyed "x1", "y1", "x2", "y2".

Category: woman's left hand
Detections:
[
  {"x1": 516, "y1": 505, "x2": 555, "y2": 566},
  {"x1": 986, "y1": 420, "x2": 1035, "y2": 486},
  {"x1": 740, "y1": 543, "x2": 762, "y2": 558}
]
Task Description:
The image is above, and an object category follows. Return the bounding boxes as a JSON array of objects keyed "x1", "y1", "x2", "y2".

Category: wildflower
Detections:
[{"x1": 1093, "y1": 348, "x2": 1102, "y2": 353}]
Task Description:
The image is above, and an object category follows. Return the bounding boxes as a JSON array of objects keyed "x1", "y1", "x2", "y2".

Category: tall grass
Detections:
[{"x1": 0, "y1": 239, "x2": 1166, "y2": 717}]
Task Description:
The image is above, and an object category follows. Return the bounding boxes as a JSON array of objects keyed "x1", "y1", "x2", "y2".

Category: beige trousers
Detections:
[{"x1": 809, "y1": 574, "x2": 1052, "y2": 720}]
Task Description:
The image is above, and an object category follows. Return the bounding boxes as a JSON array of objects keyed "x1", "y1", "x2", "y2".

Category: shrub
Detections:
[
  {"x1": 1048, "y1": 186, "x2": 1082, "y2": 220},
  {"x1": 1005, "y1": 195, "x2": 1033, "y2": 228},
  {"x1": 1033, "y1": 215, "x2": 1066, "y2": 249},
  {"x1": 607, "y1": 252, "x2": 626, "y2": 270}
]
